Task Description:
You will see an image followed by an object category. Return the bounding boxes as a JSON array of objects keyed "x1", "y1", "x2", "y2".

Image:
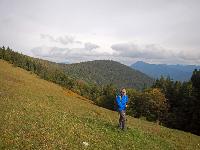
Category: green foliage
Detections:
[
  {"x1": 126, "y1": 88, "x2": 142, "y2": 117},
  {"x1": 191, "y1": 69, "x2": 200, "y2": 90},
  {"x1": 95, "y1": 84, "x2": 116, "y2": 110},
  {"x1": 153, "y1": 74, "x2": 200, "y2": 135},
  {"x1": 190, "y1": 69, "x2": 200, "y2": 134},
  {"x1": 127, "y1": 88, "x2": 168, "y2": 123}
]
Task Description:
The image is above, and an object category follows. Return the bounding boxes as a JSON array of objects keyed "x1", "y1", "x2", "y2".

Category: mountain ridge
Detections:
[
  {"x1": 131, "y1": 61, "x2": 200, "y2": 81},
  {"x1": 59, "y1": 60, "x2": 153, "y2": 89}
]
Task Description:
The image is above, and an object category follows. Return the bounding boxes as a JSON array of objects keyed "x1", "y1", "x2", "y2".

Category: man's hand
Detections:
[{"x1": 126, "y1": 104, "x2": 128, "y2": 108}]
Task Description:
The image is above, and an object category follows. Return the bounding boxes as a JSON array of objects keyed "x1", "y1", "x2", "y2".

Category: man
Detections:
[{"x1": 115, "y1": 88, "x2": 128, "y2": 130}]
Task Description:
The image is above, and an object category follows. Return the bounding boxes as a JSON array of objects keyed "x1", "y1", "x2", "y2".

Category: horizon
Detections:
[
  {"x1": 0, "y1": 0, "x2": 200, "y2": 65},
  {"x1": 3, "y1": 46, "x2": 200, "y2": 67}
]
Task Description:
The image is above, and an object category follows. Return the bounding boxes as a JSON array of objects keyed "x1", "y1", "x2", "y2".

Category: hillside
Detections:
[
  {"x1": 0, "y1": 48, "x2": 153, "y2": 90},
  {"x1": 131, "y1": 61, "x2": 200, "y2": 81},
  {"x1": 60, "y1": 60, "x2": 153, "y2": 89},
  {"x1": 0, "y1": 59, "x2": 200, "y2": 149}
]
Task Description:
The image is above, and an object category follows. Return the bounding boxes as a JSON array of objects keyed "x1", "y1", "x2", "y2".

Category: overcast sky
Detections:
[{"x1": 0, "y1": 0, "x2": 200, "y2": 65}]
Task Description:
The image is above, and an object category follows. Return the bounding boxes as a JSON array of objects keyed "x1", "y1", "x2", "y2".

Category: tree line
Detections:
[
  {"x1": 152, "y1": 75, "x2": 200, "y2": 135},
  {"x1": 0, "y1": 46, "x2": 199, "y2": 135}
]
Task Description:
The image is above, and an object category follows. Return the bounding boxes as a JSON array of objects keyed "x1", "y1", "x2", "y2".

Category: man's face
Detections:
[{"x1": 121, "y1": 89, "x2": 126, "y2": 96}]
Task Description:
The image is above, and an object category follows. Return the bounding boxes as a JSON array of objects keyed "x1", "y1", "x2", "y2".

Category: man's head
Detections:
[{"x1": 120, "y1": 88, "x2": 126, "y2": 96}]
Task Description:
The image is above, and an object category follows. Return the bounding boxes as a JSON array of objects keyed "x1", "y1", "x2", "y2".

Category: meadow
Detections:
[{"x1": 0, "y1": 60, "x2": 200, "y2": 150}]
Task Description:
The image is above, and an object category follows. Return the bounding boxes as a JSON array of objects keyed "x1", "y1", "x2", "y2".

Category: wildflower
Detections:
[{"x1": 83, "y1": 141, "x2": 89, "y2": 147}]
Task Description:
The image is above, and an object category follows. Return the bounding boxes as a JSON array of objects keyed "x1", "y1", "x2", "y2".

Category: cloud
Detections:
[
  {"x1": 32, "y1": 34, "x2": 101, "y2": 63},
  {"x1": 30, "y1": 42, "x2": 104, "y2": 63},
  {"x1": 111, "y1": 42, "x2": 200, "y2": 65},
  {"x1": 84, "y1": 42, "x2": 99, "y2": 50},
  {"x1": 178, "y1": 49, "x2": 200, "y2": 60},
  {"x1": 40, "y1": 34, "x2": 56, "y2": 42},
  {"x1": 40, "y1": 34, "x2": 82, "y2": 45},
  {"x1": 31, "y1": 46, "x2": 70, "y2": 58},
  {"x1": 111, "y1": 42, "x2": 172, "y2": 59},
  {"x1": 1, "y1": 0, "x2": 200, "y2": 65}
]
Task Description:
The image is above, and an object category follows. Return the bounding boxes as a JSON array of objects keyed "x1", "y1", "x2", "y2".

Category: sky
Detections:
[{"x1": 0, "y1": 0, "x2": 200, "y2": 65}]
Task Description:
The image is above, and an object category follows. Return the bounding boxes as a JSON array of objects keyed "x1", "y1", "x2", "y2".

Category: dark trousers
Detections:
[{"x1": 119, "y1": 110, "x2": 126, "y2": 129}]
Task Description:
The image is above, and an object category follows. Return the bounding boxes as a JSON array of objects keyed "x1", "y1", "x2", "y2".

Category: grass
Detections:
[{"x1": 0, "y1": 59, "x2": 200, "y2": 150}]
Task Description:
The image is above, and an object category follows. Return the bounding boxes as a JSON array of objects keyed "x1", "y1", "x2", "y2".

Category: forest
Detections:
[
  {"x1": 0, "y1": 46, "x2": 199, "y2": 135},
  {"x1": 59, "y1": 59, "x2": 153, "y2": 90}
]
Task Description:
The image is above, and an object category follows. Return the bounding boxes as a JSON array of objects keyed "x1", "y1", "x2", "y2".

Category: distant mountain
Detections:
[
  {"x1": 131, "y1": 61, "x2": 200, "y2": 81},
  {"x1": 59, "y1": 60, "x2": 153, "y2": 90}
]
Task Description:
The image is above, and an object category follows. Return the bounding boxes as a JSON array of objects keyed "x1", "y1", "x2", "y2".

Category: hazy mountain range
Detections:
[{"x1": 131, "y1": 61, "x2": 200, "y2": 81}]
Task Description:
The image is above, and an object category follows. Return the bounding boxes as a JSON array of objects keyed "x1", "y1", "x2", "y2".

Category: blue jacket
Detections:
[{"x1": 116, "y1": 95, "x2": 128, "y2": 111}]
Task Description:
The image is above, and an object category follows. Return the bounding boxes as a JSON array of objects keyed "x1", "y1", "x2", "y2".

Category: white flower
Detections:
[{"x1": 83, "y1": 141, "x2": 89, "y2": 147}]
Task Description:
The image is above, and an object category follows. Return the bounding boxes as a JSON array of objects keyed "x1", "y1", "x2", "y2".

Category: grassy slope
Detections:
[{"x1": 0, "y1": 60, "x2": 200, "y2": 150}]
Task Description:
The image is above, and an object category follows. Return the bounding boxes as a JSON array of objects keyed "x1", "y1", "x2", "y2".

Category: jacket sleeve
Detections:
[{"x1": 116, "y1": 96, "x2": 122, "y2": 108}]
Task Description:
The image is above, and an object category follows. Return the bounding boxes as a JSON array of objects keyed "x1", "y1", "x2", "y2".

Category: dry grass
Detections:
[{"x1": 0, "y1": 59, "x2": 200, "y2": 150}]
